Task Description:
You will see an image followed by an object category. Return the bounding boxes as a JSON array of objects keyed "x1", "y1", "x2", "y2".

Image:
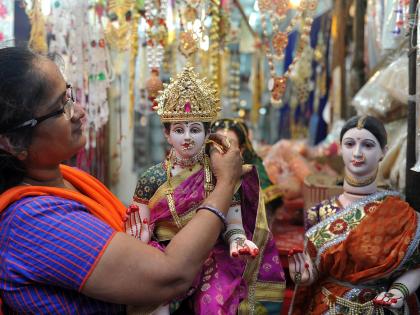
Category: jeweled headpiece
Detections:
[{"x1": 154, "y1": 65, "x2": 220, "y2": 122}]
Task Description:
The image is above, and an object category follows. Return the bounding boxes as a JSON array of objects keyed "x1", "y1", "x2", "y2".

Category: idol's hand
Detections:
[
  {"x1": 230, "y1": 236, "x2": 259, "y2": 259},
  {"x1": 373, "y1": 290, "x2": 404, "y2": 309},
  {"x1": 124, "y1": 203, "x2": 151, "y2": 243},
  {"x1": 287, "y1": 248, "x2": 316, "y2": 286}
]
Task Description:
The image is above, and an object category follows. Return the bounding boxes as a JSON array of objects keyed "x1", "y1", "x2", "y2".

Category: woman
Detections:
[
  {"x1": 125, "y1": 66, "x2": 285, "y2": 314},
  {"x1": 288, "y1": 115, "x2": 420, "y2": 314},
  {"x1": 211, "y1": 118, "x2": 283, "y2": 218},
  {"x1": 0, "y1": 47, "x2": 244, "y2": 314}
]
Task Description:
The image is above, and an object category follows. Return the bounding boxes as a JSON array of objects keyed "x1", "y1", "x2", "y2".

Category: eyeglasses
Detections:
[{"x1": 7, "y1": 84, "x2": 75, "y2": 132}]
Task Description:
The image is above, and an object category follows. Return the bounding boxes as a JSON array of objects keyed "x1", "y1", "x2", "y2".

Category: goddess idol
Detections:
[
  {"x1": 288, "y1": 115, "x2": 420, "y2": 315},
  {"x1": 124, "y1": 65, "x2": 285, "y2": 314}
]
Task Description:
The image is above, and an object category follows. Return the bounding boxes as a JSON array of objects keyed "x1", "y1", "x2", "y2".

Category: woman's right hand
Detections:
[
  {"x1": 288, "y1": 248, "x2": 317, "y2": 286},
  {"x1": 207, "y1": 133, "x2": 243, "y2": 186}
]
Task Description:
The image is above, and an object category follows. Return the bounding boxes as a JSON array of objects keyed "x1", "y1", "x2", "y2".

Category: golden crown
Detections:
[{"x1": 154, "y1": 65, "x2": 220, "y2": 122}]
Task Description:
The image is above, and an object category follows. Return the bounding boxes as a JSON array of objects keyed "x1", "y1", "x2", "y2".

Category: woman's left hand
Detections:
[{"x1": 373, "y1": 290, "x2": 404, "y2": 309}]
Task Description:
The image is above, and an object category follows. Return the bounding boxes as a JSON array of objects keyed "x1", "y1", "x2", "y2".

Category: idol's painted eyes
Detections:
[
  {"x1": 343, "y1": 139, "x2": 355, "y2": 148},
  {"x1": 362, "y1": 140, "x2": 376, "y2": 149},
  {"x1": 190, "y1": 126, "x2": 203, "y2": 134},
  {"x1": 171, "y1": 124, "x2": 203, "y2": 135},
  {"x1": 343, "y1": 138, "x2": 377, "y2": 149}
]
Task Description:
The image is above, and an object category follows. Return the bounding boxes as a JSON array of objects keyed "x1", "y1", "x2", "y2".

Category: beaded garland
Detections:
[{"x1": 144, "y1": 0, "x2": 168, "y2": 104}]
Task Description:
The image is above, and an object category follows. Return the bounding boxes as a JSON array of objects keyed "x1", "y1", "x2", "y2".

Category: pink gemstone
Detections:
[{"x1": 185, "y1": 101, "x2": 191, "y2": 113}]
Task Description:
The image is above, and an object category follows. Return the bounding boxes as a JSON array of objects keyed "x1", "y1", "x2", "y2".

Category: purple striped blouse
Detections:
[{"x1": 0, "y1": 196, "x2": 125, "y2": 314}]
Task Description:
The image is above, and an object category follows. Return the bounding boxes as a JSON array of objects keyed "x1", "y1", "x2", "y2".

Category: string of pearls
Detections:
[{"x1": 145, "y1": 0, "x2": 167, "y2": 71}]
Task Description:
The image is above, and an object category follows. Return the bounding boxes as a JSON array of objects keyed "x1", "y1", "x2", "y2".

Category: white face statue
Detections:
[
  {"x1": 341, "y1": 127, "x2": 385, "y2": 177},
  {"x1": 166, "y1": 122, "x2": 206, "y2": 159}
]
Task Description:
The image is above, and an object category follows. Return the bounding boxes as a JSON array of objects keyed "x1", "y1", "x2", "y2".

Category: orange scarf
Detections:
[{"x1": 0, "y1": 164, "x2": 125, "y2": 231}]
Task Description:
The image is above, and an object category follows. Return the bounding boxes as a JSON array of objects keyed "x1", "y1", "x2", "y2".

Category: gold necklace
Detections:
[
  {"x1": 344, "y1": 168, "x2": 378, "y2": 187},
  {"x1": 165, "y1": 153, "x2": 213, "y2": 229},
  {"x1": 171, "y1": 148, "x2": 204, "y2": 168}
]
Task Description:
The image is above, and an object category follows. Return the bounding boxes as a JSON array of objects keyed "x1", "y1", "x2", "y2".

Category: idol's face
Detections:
[
  {"x1": 166, "y1": 122, "x2": 206, "y2": 158},
  {"x1": 341, "y1": 127, "x2": 385, "y2": 177}
]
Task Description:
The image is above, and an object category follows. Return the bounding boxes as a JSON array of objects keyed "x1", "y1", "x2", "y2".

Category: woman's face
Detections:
[
  {"x1": 166, "y1": 122, "x2": 206, "y2": 158},
  {"x1": 341, "y1": 127, "x2": 385, "y2": 177},
  {"x1": 23, "y1": 58, "x2": 86, "y2": 168}
]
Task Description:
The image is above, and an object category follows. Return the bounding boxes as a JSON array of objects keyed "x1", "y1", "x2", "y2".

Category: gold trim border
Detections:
[{"x1": 255, "y1": 281, "x2": 285, "y2": 301}]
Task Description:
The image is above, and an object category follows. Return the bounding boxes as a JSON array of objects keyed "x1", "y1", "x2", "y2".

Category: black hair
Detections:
[
  {"x1": 0, "y1": 46, "x2": 51, "y2": 193},
  {"x1": 163, "y1": 122, "x2": 212, "y2": 134},
  {"x1": 340, "y1": 115, "x2": 387, "y2": 149},
  {"x1": 210, "y1": 119, "x2": 257, "y2": 164}
]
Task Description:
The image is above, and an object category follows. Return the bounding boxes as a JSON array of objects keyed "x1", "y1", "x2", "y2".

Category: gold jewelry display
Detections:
[
  {"x1": 176, "y1": 0, "x2": 203, "y2": 60},
  {"x1": 260, "y1": 0, "x2": 318, "y2": 106},
  {"x1": 209, "y1": 0, "x2": 221, "y2": 88},
  {"x1": 344, "y1": 168, "x2": 378, "y2": 187},
  {"x1": 105, "y1": 0, "x2": 136, "y2": 51},
  {"x1": 154, "y1": 65, "x2": 220, "y2": 122},
  {"x1": 28, "y1": 0, "x2": 47, "y2": 53}
]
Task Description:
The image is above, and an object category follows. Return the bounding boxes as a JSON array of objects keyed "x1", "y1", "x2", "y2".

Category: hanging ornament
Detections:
[
  {"x1": 258, "y1": 0, "x2": 272, "y2": 12},
  {"x1": 146, "y1": 69, "x2": 164, "y2": 105},
  {"x1": 105, "y1": 0, "x2": 136, "y2": 51},
  {"x1": 260, "y1": 0, "x2": 318, "y2": 106},
  {"x1": 272, "y1": 31, "x2": 288, "y2": 55},
  {"x1": 184, "y1": 5, "x2": 198, "y2": 22},
  {"x1": 274, "y1": 0, "x2": 289, "y2": 17},
  {"x1": 28, "y1": 0, "x2": 47, "y2": 53},
  {"x1": 179, "y1": 30, "x2": 199, "y2": 57},
  {"x1": 228, "y1": 56, "x2": 240, "y2": 110},
  {"x1": 175, "y1": 0, "x2": 207, "y2": 63},
  {"x1": 144, "y1": 0, "x2": 168, "y2": 103},
  {"x1": 290, "y1": 43, "x2": 313, "y2": 104},
  {"x1": 269, "y1": 76, "x2": 287, "y2": 102},
  {"x1": 209, "y1": 0, "x2": 221, "y2": 88}
]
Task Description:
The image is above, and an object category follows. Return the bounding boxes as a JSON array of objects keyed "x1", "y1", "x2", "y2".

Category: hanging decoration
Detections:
[
  {"x1": 228, "y1": 54, "x2": 241, "y2": 111},
  {"x1": 260, "y1": 0, "x2": 318, "y2": 106},
  {"x1": 129, "y1": 5, "x2": 141, "y2": 127},
  {"x1": 176, "y1": 0, "x2": 200, "y2": 59},
  {"x1": 289, "y1": 43, "x2": 313, "y2": 105},
  {"x1": 28, "y1": 0, "x2": 47, "y2": 53},
  {"x1": 48, "y1": 0, "x2": 112, "y2": 182},
  {"x1": 144, "y1": 0, "x2": 168, "y2": 107},
  {"x1": 0, "y1": 0, "x2": 13, "y2": 44},
  {"x1": 392, "y1": 0, "x2": 410, "y2": 36},
  {"x1": 209, "y1": 0, "x2": 221, "y2": 89},
  {"x1": 105, "y1": 0, "x2": 136, "y2": 51}
]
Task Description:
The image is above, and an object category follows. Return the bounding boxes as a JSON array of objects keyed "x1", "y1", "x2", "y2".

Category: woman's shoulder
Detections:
[
  {"x1": 134, "y1": 162, "x2": 167, "y2": 203},
  {"x1": 1, "y1": 195, "x2": 86, "y2": 231}
]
